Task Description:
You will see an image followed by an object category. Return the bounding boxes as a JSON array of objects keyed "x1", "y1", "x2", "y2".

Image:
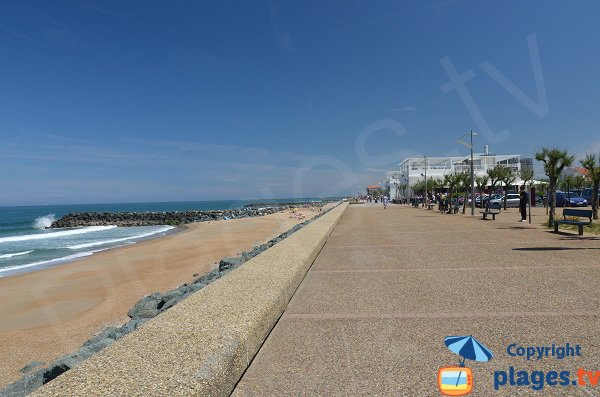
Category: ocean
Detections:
[{"x1": 0, "y1": 199, "x2": 328, "y2": 277}]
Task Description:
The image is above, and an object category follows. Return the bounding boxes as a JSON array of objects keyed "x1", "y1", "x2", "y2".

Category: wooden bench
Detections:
[
  {"x1": 427, "y1": 203, "x2": 435, "y2": 210},
  {"x1": 480, "y1": 210, "x2": 500, "y2": 220},
  {"x1": 553, "y1": 208, "x2": 592, "y2": 236}
]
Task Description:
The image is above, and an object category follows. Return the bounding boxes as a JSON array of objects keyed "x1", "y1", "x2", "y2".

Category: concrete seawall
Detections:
[{"x1": 31, "y1": 202, "x2": 348, "y2": 397}]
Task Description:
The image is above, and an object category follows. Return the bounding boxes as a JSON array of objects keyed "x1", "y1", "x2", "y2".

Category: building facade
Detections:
[
  {"x1": 385, "y1": 171, "x2": 403, "y2": 199},
  {"x1": 388, "y1": 147, "x2": 532, "y2": 196}
]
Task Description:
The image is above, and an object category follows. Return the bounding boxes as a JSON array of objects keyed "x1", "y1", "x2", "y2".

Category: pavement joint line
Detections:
[
  {"x1": 283, "y1": 311, "x2": 600, "y2": 320},
  {"x1": 310, "y1": 264, "x2": 600, "y2": 273},
  {"x1": 230, "y1": 203, "x2": 341, "y2": 392}
]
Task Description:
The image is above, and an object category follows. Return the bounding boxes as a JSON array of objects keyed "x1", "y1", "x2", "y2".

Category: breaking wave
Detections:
[
  {"x1": 0, "y1": 226, "x2": 117, "y2": 244},
  {"x1": 33, "y1": 214, "x2": 57, "y2": 229},
  {"x1": 66, "y1": 226, "x2": 174, "y2": 250},
  {"x1": 0, "y1": 250, "x2": 33, "y2": 259}
]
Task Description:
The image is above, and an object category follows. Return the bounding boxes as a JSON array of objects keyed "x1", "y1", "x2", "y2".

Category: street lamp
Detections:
[{"x1": 456, "y1": 131, "x2": 478, "y2": 216}]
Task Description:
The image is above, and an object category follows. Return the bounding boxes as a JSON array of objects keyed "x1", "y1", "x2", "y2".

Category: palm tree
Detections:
[
  {"x1": 535, "y1": 177, "x2": 550, "y2": 211},
  {"x1": 521, "y1": 168, "x2": 534, "y2": 187},
  {"x1": 573, "y1": 174, "x2": 588, "y2": 191},
  {"x1": 455, "y1": 172, "x2": 471, "y2": 214},
  {"x1": 411, "y1": 180, "x2": 426, "y2": 196},
  {"x1": 429, "y1": 178, "x2": 442, "y2": 194},
  {"x1": 559, "y1": 174, "x2": 574, "y2": 192},
  {"x1": 535, "y1": 148, "x2": 575, "y2": 225},
  {"x1": 500, "y1": 167, "x2": 518, "y2": 210},
  {"x1": 486, "y1": 166, "x2": 505, "y2": 210},
  {"x1": 581, "y1": 153, "x2": 600, "y2": 219},
  {"x1": 448, "y1": 173, "x2": 462, "y2": 212},
  {"x1": 441, "y1": 174, "x2": 456, "y2": 212},
  {"x1": 475, "y1": 175, "x2": 489, "y2": 208}
]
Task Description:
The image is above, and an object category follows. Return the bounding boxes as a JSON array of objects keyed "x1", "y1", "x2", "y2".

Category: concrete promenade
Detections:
[{"x1": 233, "y1": 204, "x2": 600, "y2": 396}]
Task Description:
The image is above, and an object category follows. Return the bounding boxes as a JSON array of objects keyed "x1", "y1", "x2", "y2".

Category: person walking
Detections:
[
  {"x1": 519, "y1": 187, "x2": 528, "y2": 222},
  {"x1": 383, "y1": 195, "x2": 388, "y2": 209}
]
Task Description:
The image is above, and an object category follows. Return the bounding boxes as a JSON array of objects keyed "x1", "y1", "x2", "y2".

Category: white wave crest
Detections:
[
  {"x1": 0, "y1": 251, "x2": 96, "y2": 277},
  {"x1": 0, "y1": 226, "x2": 117, "y2": 244},
  {"x1": 67, "y1": 226, "x2": 174, "y2": 250},
  {"x1": 0, "y1": 250, "x2": 33, "y2": 259},
  {"x1": 33, "y1": 214, "x2": 57, "y2": 229}
]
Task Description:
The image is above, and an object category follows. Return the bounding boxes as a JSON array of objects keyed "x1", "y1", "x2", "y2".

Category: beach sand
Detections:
[{"x1": 0, "y1": 205, "x2": 328, "y2": 388}]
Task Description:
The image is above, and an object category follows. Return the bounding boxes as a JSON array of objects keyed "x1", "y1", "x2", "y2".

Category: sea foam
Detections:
[
  {"x1": 0, "y1": 251, "x2": 97, "y2": 277},
  {"x1": 0, "y1": 250, "x2": 33, "y2": 259},
  {"x1": 33, "y1": 214, "x2": 57, "y2": 229},
  {"x1": 66, "y1": 226, "x2": 174, "y2": 250},
  {"x1": 0, "y1": 226, "x2": 117, "y2": 244}
]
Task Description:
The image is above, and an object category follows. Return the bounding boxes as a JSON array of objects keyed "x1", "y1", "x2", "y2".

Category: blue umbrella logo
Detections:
[{"x1": 445, "y1": 335, "x2": 494, "y2": 366}]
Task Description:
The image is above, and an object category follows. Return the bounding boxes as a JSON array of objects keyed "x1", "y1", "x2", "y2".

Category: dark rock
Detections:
[
  {"x1": 218, "y1": 257, "x2": 242, "y2": 272},
  {"x1": 161, "y1": 295, "x2": 185, "y2": 311},
  {"x1": 41, "y1": 346, "x2": 94, "y2": 384},
  {"x1": 83, "y1": 326, "x2": 123, "y2": 347},
  {"x1": 161, "y1": 289, "x2": 184, "y2": 304},
  {"x1": 187, "y1": 283, "x2": 205, "y2": 293},
  {"x1": 19, "y1": 361, "x2": 46, "y2": 375},
  {"x1": 241, "y1": 252, "x2": 252, "y2": 263},
  {"x1": 123, "y1": 317, "x2": 149, "y2": 333},
  {"x1": 85, "y1": 338, "x2": 115, "y2": 354},
  {"x1": 127, "y1": 292, "x2": 163, "y2": 319},
  {"x1": 42, "y1": 364, "x2": 68, "y2": 385},
  {"x1": 0, "y1": 368, "x2": 46, "y2": 397},
  {"x1": 193, "y1": 269, "x2": 219, "y2": 285}
]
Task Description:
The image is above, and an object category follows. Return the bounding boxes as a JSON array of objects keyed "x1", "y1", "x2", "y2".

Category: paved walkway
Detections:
[{"x1": 233, "y1": 205, "x2": 599, "y2": 396}]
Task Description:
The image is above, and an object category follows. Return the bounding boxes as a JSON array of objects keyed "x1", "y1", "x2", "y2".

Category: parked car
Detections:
[
  {"x1": 555, "y1": 191, "x2": 588, "y2": 207},
  {"x1": 488, "y1": 193, "x2": 520, "y2": 209},
  {"x1": 475, "y1": 194, "x2": 486, "y2": 207},
  {"x1": 480, "y1": 194, "x2": 502, "y2": 207},
  {"x1": 581, "y1": 188, "x2": 600, "y2": 204}
]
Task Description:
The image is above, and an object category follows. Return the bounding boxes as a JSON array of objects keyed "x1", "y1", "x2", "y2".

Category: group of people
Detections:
[{"x1": 360, "y1": 195, "x2": 390, "y2": 209}]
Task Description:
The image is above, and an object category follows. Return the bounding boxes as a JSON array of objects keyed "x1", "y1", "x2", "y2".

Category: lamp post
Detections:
[{"x1": 457, "y1": 131, "x2": 478, "y2": 216}]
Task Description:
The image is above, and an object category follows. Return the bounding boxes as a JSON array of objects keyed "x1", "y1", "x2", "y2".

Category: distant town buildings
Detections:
[
  {"x1": 563, "y1": 166, "x2": 588, "y2": 179},
  {"x1": 386, "y1": 146, "x2": 534, "y2": 198},
  {"x1": 366, "y1": 185, "x2": 384, "y2": 195}
]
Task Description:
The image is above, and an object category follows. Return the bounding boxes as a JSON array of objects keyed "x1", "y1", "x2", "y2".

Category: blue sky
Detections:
[{"x1": 1, "y1": 0, "x2": 599, "y2": 205}]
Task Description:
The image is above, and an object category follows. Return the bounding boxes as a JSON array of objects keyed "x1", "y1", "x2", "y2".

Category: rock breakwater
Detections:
[{"x1": 50, "y1": 207, "x2": 283, "y2": 228}]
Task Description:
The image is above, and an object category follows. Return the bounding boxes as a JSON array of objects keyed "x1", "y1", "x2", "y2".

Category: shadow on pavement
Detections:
[{"x1": 513, "y1": 247, "x2": 600, "y2": 251}]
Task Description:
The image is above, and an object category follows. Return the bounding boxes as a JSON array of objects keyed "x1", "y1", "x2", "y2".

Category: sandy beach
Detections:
[{"x1": 0, "y1": 205, "x2": 328, "y2": 388}]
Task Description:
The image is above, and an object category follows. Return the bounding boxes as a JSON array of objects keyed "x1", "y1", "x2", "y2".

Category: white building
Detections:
[
  {"x1": 385, "y1": 170, "x2": 404, "y2": 199},
  {"x1": 388, "y1": 146, "x2": 531, "y2": 196}
]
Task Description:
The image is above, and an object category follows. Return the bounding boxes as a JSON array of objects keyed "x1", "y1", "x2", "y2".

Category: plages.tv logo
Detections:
[{"x1": 438, "y1": 335, "x2": 494, "y2": 396}]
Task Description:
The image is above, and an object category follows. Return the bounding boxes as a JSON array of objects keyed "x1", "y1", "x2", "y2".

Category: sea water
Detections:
[{"x1": 0, "y1": 199, "x2": 327, "y2": 277}]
